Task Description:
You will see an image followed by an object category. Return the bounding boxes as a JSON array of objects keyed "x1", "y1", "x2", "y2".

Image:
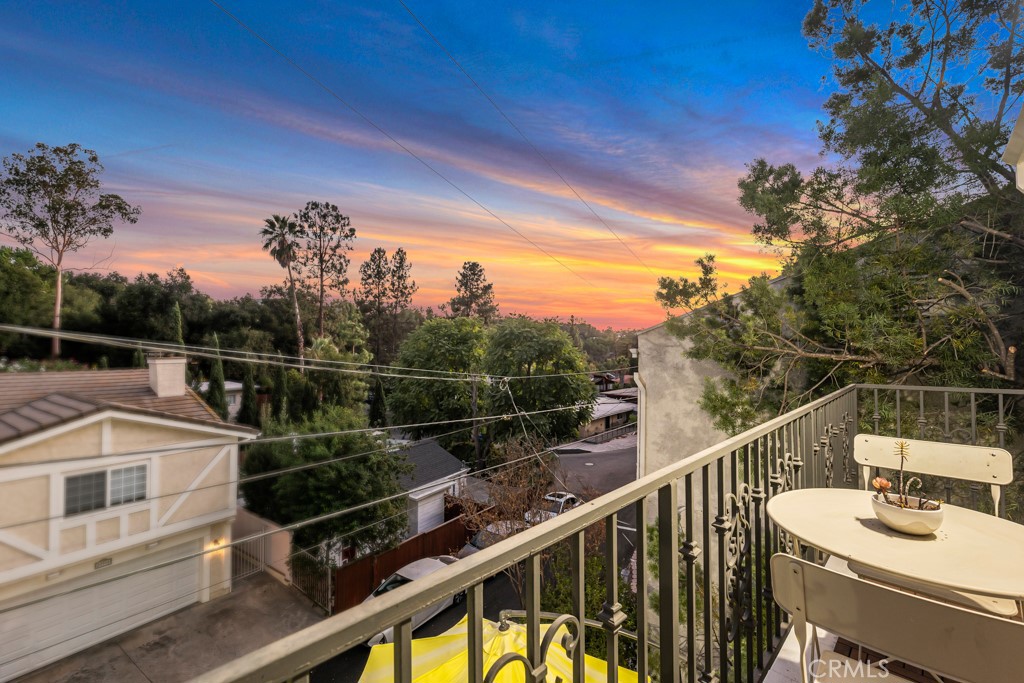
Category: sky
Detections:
[{"x1": 0, "y1": 1, "x2": 834, "y2": 329}]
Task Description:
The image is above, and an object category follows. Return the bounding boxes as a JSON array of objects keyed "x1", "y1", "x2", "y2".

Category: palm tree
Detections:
[{"x1": 261, "y1": 214, "x2": 305, "y2": 365}]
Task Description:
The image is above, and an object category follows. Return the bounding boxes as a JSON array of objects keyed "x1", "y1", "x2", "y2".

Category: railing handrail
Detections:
[
  {"x1": 853, "y1": 383, "x2": 1024, "y2": 396},
  {"x1": 192, "y1": 384, "x2": 860, "y2": 682}
]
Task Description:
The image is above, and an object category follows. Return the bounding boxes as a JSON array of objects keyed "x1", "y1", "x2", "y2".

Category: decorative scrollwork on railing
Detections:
[
  {"x1": 838, "y1": 411, "x2": 854, "y2": 483},
  {"x1": 714, "y1": 483, "x2": 753, "y2": 642},
  {"x1": 482, "y1": 614, "x2": 581, "y2": 683},
  {"x1": 816, "y1": 411, "x2": 856, "y2": 487},
  {"x1": 770, "y1": 449, "x2": 802, "y2": 493}
]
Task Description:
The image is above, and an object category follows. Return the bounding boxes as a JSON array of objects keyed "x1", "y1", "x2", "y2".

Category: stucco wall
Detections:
[{"x1": 637, "y1": 323, "x2": 730, "y2": 476}]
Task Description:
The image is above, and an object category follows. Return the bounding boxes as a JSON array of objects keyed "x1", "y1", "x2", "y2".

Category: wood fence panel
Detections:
[{"x1": 332, "y1": 515, "x2": 472, "y2": 614}]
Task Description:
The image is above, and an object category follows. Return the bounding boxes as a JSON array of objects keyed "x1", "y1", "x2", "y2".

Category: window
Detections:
[
  {"x1": 65, "y1": 472, "x2": 106, "y2": 515},
  {"x1": 227, "y1": 395, "x2": 237, "y2": 405},
  {"x1": 65, "y1": 465, "x2": 147, "y2": 516},
  {"x1": 110, "y1": 465, "x2": 147, "y2": 506}
]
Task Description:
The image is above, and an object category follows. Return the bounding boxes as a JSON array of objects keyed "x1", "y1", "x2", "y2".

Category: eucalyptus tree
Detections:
[
  {"x1": 0, "y1": 143, "x2": 140, "y2": 357},
  {"x1": 260, "y1": 214, "x2": 305, "y2": 364}
]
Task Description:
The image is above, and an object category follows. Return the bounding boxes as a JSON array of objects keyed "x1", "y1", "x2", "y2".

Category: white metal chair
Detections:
[
  {"x1": 851, "y1": 434, "x2": 1018, "y2": 617},
  {"x1": 771, "y1": 553, "x2": 1024, "y2": 683}
]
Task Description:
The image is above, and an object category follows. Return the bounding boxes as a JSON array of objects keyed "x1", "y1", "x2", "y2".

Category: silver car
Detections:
[
  {"x1": 525, "y1": 491, "x2": 580, "y2": 525},
  {"x1": 458, "y1": 520, "x2": 528, "y2": 558},
  {"x1": 363, "y1": 555, "x2": 461, "y2": 645}
]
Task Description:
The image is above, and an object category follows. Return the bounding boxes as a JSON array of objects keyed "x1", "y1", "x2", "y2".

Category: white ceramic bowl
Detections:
[{"x1": 871, "y1": 494, "x2": 944, "y2": 535}]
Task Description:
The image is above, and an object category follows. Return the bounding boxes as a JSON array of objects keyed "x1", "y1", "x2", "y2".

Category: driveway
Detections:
[{"x1": 18, "y1": 573, "x2": 324, "y2": 683}]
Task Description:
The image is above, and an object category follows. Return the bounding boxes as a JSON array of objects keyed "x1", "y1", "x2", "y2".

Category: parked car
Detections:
[
  {"x1": 363, "y1": 555, "x2": 461, "y2": 645},
  {"x1": 525, "y1": 491, "x2": 581, "y2": 525},
  {"x1": 458, "y1": 520, "x2": 528, "y2": 558}
]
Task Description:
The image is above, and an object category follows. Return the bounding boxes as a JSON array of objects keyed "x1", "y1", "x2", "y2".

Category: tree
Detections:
[
  {"x1": 294, "y1": 201, "x2": 356, "y2": 337},
  {"x1": 0, "y1": 247, "x2": 51, "y2": 357},
  {"x1": 270, "y1": 355, "x2": 288, "y2": 422},
  {"x1": 355, "y1": 247, "x2": 421, "y2": 365},
  {"x1": 171, "y1": 301, "x2": 185, "y2": 346},
  {"x1": 0, "y1": 143, "x2": 141, "y2": 358},
  {"x1": 237, "y1": 362, "x2": 260, "y2": 428},
  {"x1": 388, "y1": 317, "x2": 487, "y2": 464},
  {"x1": 260, "y1": 214, "x2": 306, "y2": 365},
  {"x1": 132, "y1": 347, "x2": 146, "y2": 368},
  {"x1": 658, "y1": 0, "x2": 1024, "y2": 430},
  {"x1": 445, "y1": 261, "x2": 499, "y2": 323},
  {"x1": 205, "y1": 333, "x2": 228, "y2": 420},
  {"x1": 483, "y1": 317, "x2": 595, "y2": 444},
  {"x1": 240, "y1": 405, "x2": 409, "y2": 555}
]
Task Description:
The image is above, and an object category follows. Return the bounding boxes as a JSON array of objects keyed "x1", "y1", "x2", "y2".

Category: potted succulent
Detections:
[{"x1": 870, "y1": 440, "x2": 943, "y2": 535}]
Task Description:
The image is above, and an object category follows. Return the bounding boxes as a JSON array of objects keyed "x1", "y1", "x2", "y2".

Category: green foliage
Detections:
[
  {"x1": 0, "y1": 246, "x2": 51, "y2": 356},
  {"x1": 355, "y1": 246, "x2": 420, "y2": 365},
  {"x1": 132, "y1": 347, "x2": 146, "y2": 368},
  {"x1": 205, "y1": 333, "x2": 229, "y2": 420},
  {"x1": 0, "y1": 142, "x2": 140, "y2": 357},
  {"x1": 388, "y1": 317, "x2": 487, "y2": 457},
  {"x1": 240, "y1": 405, "x2": 409, "y2": 554},
  {"x1": 445, "y1": 261, "x2": 499, "y2": 323},
  {"x1": 171, "y1": 301, "x2": 185, "y2": 346},
  {"x1": 658, "y1": 2, "x2": 1024, "y2": 430},
  {"x1": 270, "y1": 356, "x2": 288, "y2": 422},
  {"x1": 237, "y1": 362, "x2": 260, "y2": 428},
  {"x1": 260, "y1": 214, "x2": 306, "y2": 361},
  {"x1": 484, "y1": 317, "x2": 596, "y2": 443}
]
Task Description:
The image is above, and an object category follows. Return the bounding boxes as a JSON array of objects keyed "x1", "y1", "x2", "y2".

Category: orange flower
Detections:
[{"x1": 872, "y1": 476, "x2": 892, "y2": 493}]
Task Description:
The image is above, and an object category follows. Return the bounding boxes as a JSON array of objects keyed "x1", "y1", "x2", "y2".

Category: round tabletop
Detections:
[{"x1": 766, "y1": 488, "x2": 1024, "y2": 600}]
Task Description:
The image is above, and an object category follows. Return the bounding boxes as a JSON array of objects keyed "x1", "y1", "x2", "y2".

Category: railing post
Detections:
[
  {"x1": 658, "y1": 482, "x2": 680, "y2": 683},
  {"x1": 467, "y1": 582, "x2": 484, "y2": 683},
  {"x1": 598, "y1": 513, "x2": 624, "y2": 682},
  {"x1": 571, "y1": 531, "x2": 587, "y2": 682},
  {"x1": 526, "y1": 554, "x2": 543, "y2": 679},
  {"x1": 394, "y1": 619, "x2": 412, "y2": 683},
  {"x1": 635, "y1": 497, "x2": 648, "y2": 683}
]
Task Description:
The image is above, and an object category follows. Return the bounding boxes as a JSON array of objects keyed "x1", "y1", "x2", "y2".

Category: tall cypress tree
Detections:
[
  {"x1": 172, "y1": 301, "x2": 185, "y2": 346},
  {"x1": 132, "y1": 347, "x2": 146, "y2": 368},
  {"x1": 237, "y1": 362, "x2": 260, "y2": 428},
  {"x1": 270, "y1": 354, "x2": 287, "y2": 422},
  {"x1": 206, "y1": 333, "x2": 229, "y2": 420}
]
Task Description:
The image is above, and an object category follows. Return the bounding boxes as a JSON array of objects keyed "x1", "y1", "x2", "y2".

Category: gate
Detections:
[
  {"x1": 291, "y1": 548, "x2": 333, "y2": 614},
  {"x1": 231, "y1": 530, "x2": 267, "y2": 581}
]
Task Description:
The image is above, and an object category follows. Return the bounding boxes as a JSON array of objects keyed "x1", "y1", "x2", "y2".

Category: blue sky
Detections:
[{"x1": 0, "y1": 1, "x2": 833, "y2": 327}]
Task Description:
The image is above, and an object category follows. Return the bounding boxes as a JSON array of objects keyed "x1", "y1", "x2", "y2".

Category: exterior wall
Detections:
[
  {"x1": 0, "y1": 414, "x2": 241, "y2": 605},
  {"x1": 232, "y1": 507, "x2": 292, "y2": 583},
  {"x1": 636, "y1": 323, "x2": 730, "y2": 477},
  {"x1": 579, "y1": 410, "x2": 633, "y2": 438}
]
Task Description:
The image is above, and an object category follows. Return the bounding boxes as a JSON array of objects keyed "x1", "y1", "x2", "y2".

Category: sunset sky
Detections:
[{"x1": 0, "y1": 1, "x2": 833, "y2": 329}]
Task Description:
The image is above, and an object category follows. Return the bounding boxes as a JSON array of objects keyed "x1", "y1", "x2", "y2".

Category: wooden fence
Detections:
[{"x1": 332, "y1": 514, "x2": 473, "y2": 613}]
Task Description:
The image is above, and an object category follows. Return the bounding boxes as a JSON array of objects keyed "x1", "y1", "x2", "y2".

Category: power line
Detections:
[
  {"x1": 0, "y1": 325, "x2": 639, "y2": 381},
  {"x1": 205, "y1": 0, "x2": 595, "y2": 288},
  {"x1": 0, "y1": 421, "x2": 496, "y2": 533},
  {"x1": 397, "y1": 0, "x2": 658, "y2": 277},
  {"x1": 0, "y1": 443, "x2": 556, "y2": 615}
]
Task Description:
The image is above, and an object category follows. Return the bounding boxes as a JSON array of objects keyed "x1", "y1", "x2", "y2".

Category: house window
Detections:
[
  {"x1": 110, "y1": 465, "x2": 147, "y2": 506},
  {"x1": 65, "y1": 472, "x2": 107, "y2": 515},
  {"x1": 227, "y1": 395, "x2": 237, "y2": 405},
  {"x1": 64, "y1": 465, "x2": 147, "y2": 516}
]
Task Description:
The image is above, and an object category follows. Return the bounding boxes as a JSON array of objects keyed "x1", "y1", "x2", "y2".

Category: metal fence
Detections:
[
  {"x1": 194, "y1": 384, "x2": 1022, "y2": 683},
  {"x1": 582, "y1": 423, "x2": 637, "y2": 445},
  {"x1": 230, "y1": 530, "x2": 266, "y2": 582},
  {"x1": 290, "y1": 548, "x2": 333, "y2": 615}
]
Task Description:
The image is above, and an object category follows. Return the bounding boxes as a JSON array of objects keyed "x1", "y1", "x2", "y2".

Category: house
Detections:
[
  {"x1": 579, "y1": 396, "x2": 636, "y2": 439},
  {"x1": 601, "y1": 386, "x2": 638, "y2": 403},
  {"x1": 0, "y1": 357, "x2": 257, "y2": 681},
  {"x1": 198, "y1": 379, "x2": 245, "y2": 421},
  {"x1": 634, "y1": 320, "x2": 730, "y2": 476},
  {"x1": 590, "y1": 371, "x2": 618, "y2": 392},
  {"x1": 1003, "y1": 105, "x2": 1024, "y2": 191},
  {"x1": 397, "y1": 440, "x2": 469, "y2": 537}
]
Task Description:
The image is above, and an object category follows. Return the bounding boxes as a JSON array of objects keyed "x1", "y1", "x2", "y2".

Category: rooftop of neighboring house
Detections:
[
  {"x1": 0, "y1": 362, "x2": 257, "y2": 446},
  {"x1": 199, "y1": 380, "x2": 245, "y2": 393},
  {"x1": 590, "y1": 396, "x2": 636, "y2": 420},
  {"x1": 601, "y1": 387, "x2": 638, "y2": 401},
  {"x1": 396, "y1": 439, "x2": 469, "y2": 492}
]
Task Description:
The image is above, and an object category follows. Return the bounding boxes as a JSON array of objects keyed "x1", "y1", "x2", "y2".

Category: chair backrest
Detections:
[
  {"x1": 853, "y1": 434, "x2": 1012, "y2": 514},
  {"x1": 770, "y1": 553, "x2": 1024, "y2": 683}
]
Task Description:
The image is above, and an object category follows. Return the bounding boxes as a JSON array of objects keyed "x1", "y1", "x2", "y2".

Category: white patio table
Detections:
[{"x1": 766, "y1": 488, "x2": 1024, "y2": 601}]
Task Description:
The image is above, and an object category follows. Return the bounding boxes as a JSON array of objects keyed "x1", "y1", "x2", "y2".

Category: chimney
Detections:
[{"x1": 147, "y1": 355, "x2": 187, "y2": 397}]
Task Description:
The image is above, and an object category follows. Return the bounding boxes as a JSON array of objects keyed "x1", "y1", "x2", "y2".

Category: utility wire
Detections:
[
  {"x1": 0, "y1": 325, "x2": 638, "y2": 381},
  {"x1": 397, "y1": 0, "x2": 657, "y2": 277},
  {"x1": 0, "y1": 447, "x2": 555, "y2": 615},
  {"x1": 0, "y1": 421, "x2": 497, "y2": 533},
  {"x1": 206, "y1": 0, "x2": 594, "y2": 287}
]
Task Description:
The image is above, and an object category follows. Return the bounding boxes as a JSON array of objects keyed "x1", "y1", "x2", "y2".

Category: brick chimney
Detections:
[{"x1": 147, "y1": 355, "x2": 187, "y2": 397}]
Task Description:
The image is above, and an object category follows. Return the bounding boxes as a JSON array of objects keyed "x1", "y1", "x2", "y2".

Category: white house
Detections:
[
  {"x1": 397, "y1": 440, "x2": 469, "y2": 537},
  {"x1": 198, "y1": 379, "x2": 246, "y2": 421},
  {"x1": 0, "y1": 357, "x2": 257, "y2": 681}
]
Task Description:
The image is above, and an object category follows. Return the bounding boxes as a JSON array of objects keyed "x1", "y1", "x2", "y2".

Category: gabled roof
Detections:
[
  {"x1": 0, "y1": 370, "x2": 257, "y2": 446},
  {"x1": 398, "y1": 440, "x2": 468, "y2": 492},
  {"x1": 590, "y1": 396, "x2": 637, "y2": 420}
]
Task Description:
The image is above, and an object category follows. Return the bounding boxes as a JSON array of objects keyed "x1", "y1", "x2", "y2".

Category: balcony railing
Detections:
[{"x1": 194, "y1": 384, "x2": 1022, "y2": 683}]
